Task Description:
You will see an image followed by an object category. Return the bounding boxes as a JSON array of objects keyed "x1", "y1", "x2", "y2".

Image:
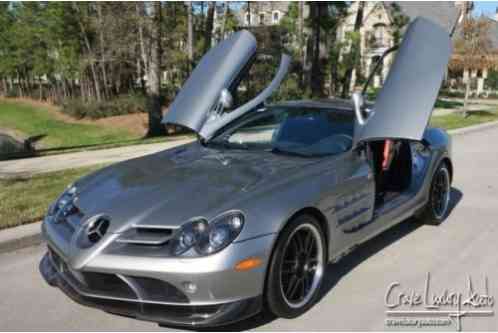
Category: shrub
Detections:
[
  {"x1": 61, "y1": 94, "x2": 147, "y2": 119},
  {"x1": 434, "y1": 99, "x2": 463, "y2": 109},
  {"x1": 439, "y1": 90, "x2": 465, "y2": 98}
]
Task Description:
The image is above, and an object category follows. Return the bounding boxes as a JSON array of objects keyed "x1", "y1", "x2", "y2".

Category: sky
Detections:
[{"x1": 474, "y1": 1, "x2": 498, "y2": 17}]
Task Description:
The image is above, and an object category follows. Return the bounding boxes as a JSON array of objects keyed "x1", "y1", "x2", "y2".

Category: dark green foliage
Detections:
[
  {"x1": 439, "y1": 90, "x2": 466, "y2": 98},
  {"x1": 61, "y1": 94, "x2": 146, "y2": 119},
  {"x1": 434, "y1": 99, "x2": 463, "y2": 108},
  {"x1": 486, "y1": 70, "x2": 498, "y2": 90}
]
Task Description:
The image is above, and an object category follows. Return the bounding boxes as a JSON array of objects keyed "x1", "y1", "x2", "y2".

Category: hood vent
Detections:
[{"x1": 116, "y1": 226, "x2": 175, "y2": 246}]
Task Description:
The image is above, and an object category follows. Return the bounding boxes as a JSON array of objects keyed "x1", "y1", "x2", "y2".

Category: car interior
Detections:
[{"x1": 368, "y1": 140, "x2": 413, "y2": 209}]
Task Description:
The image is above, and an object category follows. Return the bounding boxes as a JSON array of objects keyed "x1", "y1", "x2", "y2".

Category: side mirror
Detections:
[
  {"x1": 352, "y1": 91, "x2": 367, "y2": 126},
  {"x1": 219, "y1": 89, "x2": 233, "y2": 109}
]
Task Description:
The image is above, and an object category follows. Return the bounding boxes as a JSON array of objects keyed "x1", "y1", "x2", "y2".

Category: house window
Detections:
[
  {"x1": 259, "y1": 13, "x2": 265, "y2": 25},
  {"x1": 272, "y1": 11, "x2": 280, "y2": 24},
  {"x1": 245, "y1": 13, "x2": 251, "y2": 26},
  {"x1": 373, "y1": 23, "x2": 387, "y2": 47}
]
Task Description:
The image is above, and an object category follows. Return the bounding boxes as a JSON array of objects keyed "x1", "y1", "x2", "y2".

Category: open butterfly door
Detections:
[
  {"x1": 355, "y1": 17, "x2": 452, "y2": 143},
  {"x1": 163, "y1": 30, "x2": 290, "y2": 141}
]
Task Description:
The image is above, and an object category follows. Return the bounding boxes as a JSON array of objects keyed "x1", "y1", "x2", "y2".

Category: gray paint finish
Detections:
[
  {"x1": 163, "y1": 30, "x2": 256, "y2": 133},
  {"x1": 357, "y1": 17, "x2": 452, "y2": 143},
  {"x1": 39, "y1": 18, "x2": 455, "y2": 328}
]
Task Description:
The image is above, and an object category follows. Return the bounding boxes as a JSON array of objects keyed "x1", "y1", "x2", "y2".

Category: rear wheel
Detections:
[
  {"x1": 265, "y1": 215, "x2": 326, "y2": 318},
  {"x1": 420, "y1": 162, "x2": 451, "y2": 225}
]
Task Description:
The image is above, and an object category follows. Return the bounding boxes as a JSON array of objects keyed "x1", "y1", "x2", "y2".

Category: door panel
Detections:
[
  {"x1": 200, "y1": 54, "x2": 291, "y2": 140},
  {"x1": 163, "y1": 30, "x2": 256, "y2": 133},
  {"x1": 333, "y1": 150, "x2": 375, "y2": 253},
  {"x1": 356, "y1": 17, "x2": 452, "y2": 143}
]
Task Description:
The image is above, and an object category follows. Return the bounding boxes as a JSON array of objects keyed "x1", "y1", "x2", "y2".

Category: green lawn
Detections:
[
  {"x1": 0, "y1": 165, "x2": 104, "y2": 230},
  {"x1": 0, "y1": 100, "x2": 136, "y2": 150},
  {"x1": 430, "y1": 110, "x2": 498, "y2": 130}
]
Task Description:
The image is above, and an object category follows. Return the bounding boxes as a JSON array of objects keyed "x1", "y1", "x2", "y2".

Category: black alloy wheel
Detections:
[{"x1": 265, "y1": 214, "x2": 326, "y2": 318}]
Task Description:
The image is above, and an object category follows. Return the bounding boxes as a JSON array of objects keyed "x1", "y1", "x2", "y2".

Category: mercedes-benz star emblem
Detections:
[{"x1": 86, "y1": 217, "x2": 110, "y2": 244}]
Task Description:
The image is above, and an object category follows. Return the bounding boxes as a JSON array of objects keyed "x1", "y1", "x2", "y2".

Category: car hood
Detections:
[{"x1": 73, "y1": 143, "x2": 317, "y2": 233}]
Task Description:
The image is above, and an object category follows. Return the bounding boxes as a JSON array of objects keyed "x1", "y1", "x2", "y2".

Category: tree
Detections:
[
  {"x1": 203, "y1": 2, "x2": 215, "y2": 53},
  {"x1": 341, "y1": 1, "x2": 364, "y2": 98},
  {"x1": 450, "y1": 17, "x2": 495, "y2": 117},
  {"x1": 146, "y1": 2, "x2": 165, "y2": 137},
  {"x1": 187, "y1": 2, "x2": 193, "y2": 73},
  {"x1": 72, "y1": 3, "x2": 102, "y2": 102},
  {"x1": 297, "y1": 2, "x2": 304, "y2": 87}
]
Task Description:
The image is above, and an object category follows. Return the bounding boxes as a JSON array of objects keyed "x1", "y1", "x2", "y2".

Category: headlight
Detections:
[
  {"x1": 47, "y1": 184, "x2": 77, "y2": 218},
  {"x1": 170, "y1": 211, "x2": 244, "y2": 257}
]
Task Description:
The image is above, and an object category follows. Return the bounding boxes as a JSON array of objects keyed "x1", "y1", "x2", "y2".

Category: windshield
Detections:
[{"x1": 208, "y1": 106, "x2": 354, "y2": 157}]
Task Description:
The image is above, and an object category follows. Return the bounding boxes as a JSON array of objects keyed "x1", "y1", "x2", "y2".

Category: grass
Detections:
[
  {"x1": 0, "y1": 165, "x2": 105, "y2": 230},
  {"x1": 0, "y1": 100, "x2": 136, "y2": 150},
  {"x1": 430, "y1": 110, "x2": 498, "y2": 130}
]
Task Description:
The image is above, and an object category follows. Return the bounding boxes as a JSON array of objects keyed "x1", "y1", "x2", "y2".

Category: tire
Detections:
[
  {"x1": 265, "y1": 214, "x2": 327, "y2": 318},
  {"x1": 420, "y1": 162, "x2": 452, "y2": 225}
]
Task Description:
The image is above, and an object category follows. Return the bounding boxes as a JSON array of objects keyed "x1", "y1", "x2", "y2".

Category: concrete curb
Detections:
[
  {"x1": 447, "y1": 120, "x2": 498, "y2": 136},
  {"x1": 2, "y1": 120, "x2": 498, "y2": 254},
  {"x1": 0, "y1": 221, "x2": 42, "y2": 254}
]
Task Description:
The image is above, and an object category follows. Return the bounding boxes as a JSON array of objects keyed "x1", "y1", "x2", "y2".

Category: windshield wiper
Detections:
[{"x1": 206, "y1": 139, "x2": 249, "y2": 151}]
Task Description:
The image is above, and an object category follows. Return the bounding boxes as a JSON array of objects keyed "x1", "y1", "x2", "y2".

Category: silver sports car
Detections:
[{"x1": 40, "y1": 17, "x2": 454, "y2": 327}]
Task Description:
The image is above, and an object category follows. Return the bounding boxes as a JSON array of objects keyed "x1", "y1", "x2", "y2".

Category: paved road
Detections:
[
  {"x1": 0, "y1": 137, "x2": 193, "y2": 178},
  {"x1": 1, "y1": 127, "x2": 498, "y2": 331}
]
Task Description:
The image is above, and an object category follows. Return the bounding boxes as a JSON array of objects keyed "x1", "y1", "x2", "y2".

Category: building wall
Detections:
[{"x1": 237, "y1": 2, "x2": 291, "y2": 27}]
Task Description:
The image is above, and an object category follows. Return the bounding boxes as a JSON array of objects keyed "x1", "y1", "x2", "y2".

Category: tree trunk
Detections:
[
  {"x1": 38, "y1": 78, "x2": 43, "y2": 100},
  {"x1": 463, "y1": 78, "x2": 471, "y2": 118},
  {"x1": 2, "y1": 78, "x2": 7, "y2": 96},
  {"x1": 298, "y1": 1, "x2": 305, "y2": 89},
  {"x1": 187, "y1": 2, "x2": 194, "y2": 73},
  {"x1": 72, "y1": 3, "x2": 102, "y2": 102},
  {"x1": 203, "y1": 2, "x2": 215, "y2": 53},
  {"x1": 247, "y1": 2, "x2": 251, "y2": 26},
  {"x1": 16, "y1": 71, "x2": 23, "y2": 97},
  {"x1": 97, "y1": 3, "x2": 109, "y2": 100},
  {"x1": 146, "y1": 1, "x2": 166, "y2": 137},
  {"x1": 310, "y1": 3, "x2": 323, "y2": 97},
  {"x1": 136, "y1": 2, "x2": 149, "y2": 82},
  {"x1": 220, "y1": 2, "x2": 228, "y2": 40},
  {"x1": 341, "y1": 2, "x2": 364, "y2": 98}
]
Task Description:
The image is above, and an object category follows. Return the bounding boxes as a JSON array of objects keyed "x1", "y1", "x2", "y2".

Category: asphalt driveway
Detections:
[{"x1": 1, "y1": 126, "x2": 497, "y2": 331}]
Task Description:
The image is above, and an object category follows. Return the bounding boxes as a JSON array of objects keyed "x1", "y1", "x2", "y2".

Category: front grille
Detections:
[
  {"x1": 48, "y1": 247, "x2": 136, "y2": 300},
  {"x1": 127, "y1": 276, "x2": 189, "y2": 303},
  {"x1": 47, "y1": 247, "x2": 189, "y2": 304},
  {"x1": 78, "y1": 272, "x2": 137, "y2": 299}
]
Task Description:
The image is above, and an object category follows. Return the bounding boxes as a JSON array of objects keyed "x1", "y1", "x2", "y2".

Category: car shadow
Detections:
[
  {"x1": 163, "y1": 187, "x2": 463, "y2": 332},
  {"x1": 445, "y1": 187, "x2": 463, "y2": 220}
]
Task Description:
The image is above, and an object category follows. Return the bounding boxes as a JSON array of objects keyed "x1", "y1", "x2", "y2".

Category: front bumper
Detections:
[
  {"x1": 40, "y1": 250, "x2": 262, "y2": 327},
  {"x1": 40, "y1": 216, "x2": 276, "y2": 327}
]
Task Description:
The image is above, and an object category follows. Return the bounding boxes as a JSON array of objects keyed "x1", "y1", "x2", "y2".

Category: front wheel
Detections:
[
  {"x1": 420, "y1": 162, "x2": 451, "y2": 225},
  {"x1": 265, "y1": 215, "x2": 326, "y2": 318}
]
